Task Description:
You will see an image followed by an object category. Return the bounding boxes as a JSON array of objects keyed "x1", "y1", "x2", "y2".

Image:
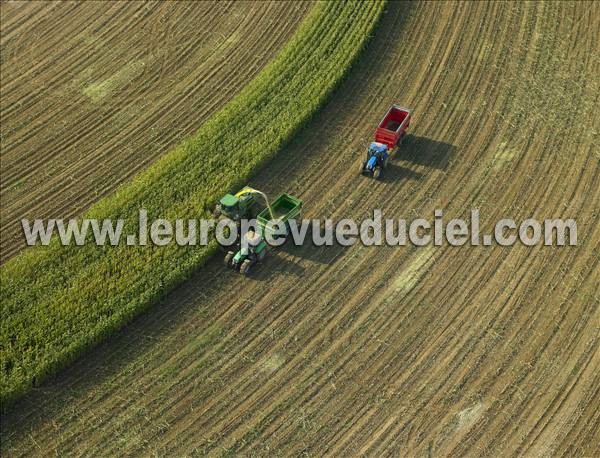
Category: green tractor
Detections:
[{"x1": 224, "y1": 230, "x2": 268, "y2": 276}]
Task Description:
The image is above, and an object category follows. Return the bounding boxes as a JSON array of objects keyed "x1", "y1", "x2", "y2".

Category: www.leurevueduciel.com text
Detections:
[{"x1": 20, "y1": 209, "x2": 577, "y2": 248}]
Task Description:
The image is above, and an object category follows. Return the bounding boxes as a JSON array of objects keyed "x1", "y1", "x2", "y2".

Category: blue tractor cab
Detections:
[{"x1": 360, "y1": 141, "x2": 389, "y2": 179}]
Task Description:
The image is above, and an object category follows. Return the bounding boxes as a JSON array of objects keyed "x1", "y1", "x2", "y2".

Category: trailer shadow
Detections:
[
  {"x1": 396, "y1": 135, "x2": 456, "y2": 170},
  {"x1": 282, "y1": 238, "x2": 347, "y2": 265},
  {"x1": 379, "y1": 163, "x2": 424, "y2": 183}
]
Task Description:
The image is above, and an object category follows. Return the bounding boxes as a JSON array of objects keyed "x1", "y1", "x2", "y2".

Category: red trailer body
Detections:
[{"x1": 374, "y1": 105, "x2": 411, "y2": 150}]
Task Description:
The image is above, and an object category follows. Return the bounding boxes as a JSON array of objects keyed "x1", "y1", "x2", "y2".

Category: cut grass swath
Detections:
[{"x1": 0, "y1": 0, "x2": 386, "y2": 406}]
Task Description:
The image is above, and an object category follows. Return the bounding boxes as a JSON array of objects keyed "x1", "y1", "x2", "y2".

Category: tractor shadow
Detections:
[
  {"x1": 395, "y1": 135, "x2": 456, "y2": 170},
  {"x1": 282, "y1": 240, "x2": 346, "y2": 265},
  {"x1": 373, "y1": 135, "x2": 456, "y2": 183},
  {"x1": 248, "y1": 250, "x2": 306, "y2": 280},
  {"x1": 378, "y1": 162, "x2": 424, "y2": 183},
  {"x1": 249, "y1": 221, "x2": 347, "y2": 281}
]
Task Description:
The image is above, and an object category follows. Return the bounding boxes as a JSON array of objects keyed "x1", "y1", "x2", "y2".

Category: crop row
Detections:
[{"x1": 0, "y1": 1, "x2": 386, "y2": 406}]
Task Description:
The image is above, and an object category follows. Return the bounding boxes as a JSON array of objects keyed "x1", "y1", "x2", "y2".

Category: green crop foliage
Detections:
[{"x1": 0, "y1": 0, "x2": 386, "y2": 406}]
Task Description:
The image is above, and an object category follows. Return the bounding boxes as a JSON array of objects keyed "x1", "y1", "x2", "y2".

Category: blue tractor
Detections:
[{"x1": 360, "y1": 142, "x2": 389, "y2": 179}]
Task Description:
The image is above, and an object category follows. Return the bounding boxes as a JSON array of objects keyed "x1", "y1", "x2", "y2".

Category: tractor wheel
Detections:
[
  {"x1": 359, "y1": 161, "x2": 366, "y2": 174},
  {"x1": 224, "y1": 251, "x2": 234, "y2": 268},
  {"x1": 240, "y1": 259, "x2": 252, "y2": 276},
  {"x1": 373, "y1": 166, "x2": 382, "y2": 179},
  {"x1": 258, "y1": 249, "x2": 266, "y2": 261},
  {"x1": 383, "y1": 156, "x2": 389, "y2": 168}
]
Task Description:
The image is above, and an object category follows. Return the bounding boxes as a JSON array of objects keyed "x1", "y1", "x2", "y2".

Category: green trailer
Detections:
[{"x1": 256, "y1": 193, "x2": 303, "y2": 239}]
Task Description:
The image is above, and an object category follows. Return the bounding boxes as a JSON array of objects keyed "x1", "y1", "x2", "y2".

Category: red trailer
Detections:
[
  {"x1": 374, "y1": 105, "x2": 411, "y2": 150},
  {"x1": 360, "y1": 105, "x2": 412, "y2": 179}
]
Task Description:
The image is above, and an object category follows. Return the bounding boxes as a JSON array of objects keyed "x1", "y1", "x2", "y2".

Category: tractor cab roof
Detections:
[
  {"x1": 369, "y1": 142, "x2": 388, "y2": 155},
  {"x1": 220, "y1": 194, "x2": 239, "y2": 207}
]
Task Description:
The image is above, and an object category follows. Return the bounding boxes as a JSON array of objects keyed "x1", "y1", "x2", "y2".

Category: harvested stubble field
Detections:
[
  {"x1": 0, "y1": 0, "x2": 310, "y2": 262},
  {"x1": 1, "y1": 1, "x2": 600, "y2": 456},
  {"x1": 1, "y1": 0, "x2": 383, "y2": 407}
]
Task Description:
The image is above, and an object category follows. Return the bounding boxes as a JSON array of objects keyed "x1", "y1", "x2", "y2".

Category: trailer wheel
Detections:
[
  {"x1": 373, "y1": 167, "x2": 382, "y2": 179},
  {"x1": 224, "y1": 251, "x2": 234, "y2": 268},
  {"x1": 240, "y1": 259, "x2": 252, "y2": 276}
]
